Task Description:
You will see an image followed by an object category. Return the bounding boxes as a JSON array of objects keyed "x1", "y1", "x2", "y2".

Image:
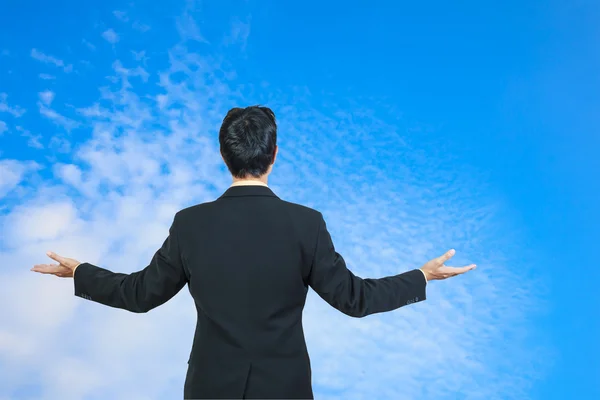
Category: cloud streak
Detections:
[
  {"x1": 0, "y1": 159, "x2": 40, "y2": 199},
  {"x1": 39, "y1": 90, "x2": 55, "y2": 106},
  {"x1": 113, "y1": 10, "x2": 129, "y2": 22},
  {"x1": 224, "y1": 16, "x2": 251, "y2": 50},
  {"x1": 0, "y1": 93, "x2": 26, "y2": 117},
  {"x1": 101, "y1": 29, "x2": 120, "y2": 44},
  {"x1": 30, "y1": 48, "x2": 73, "y2": 73},
  {"x1": 38, "y1": 103, "x2": 79, "y2": 131}
]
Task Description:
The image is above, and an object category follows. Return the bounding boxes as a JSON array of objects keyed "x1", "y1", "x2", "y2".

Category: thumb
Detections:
[
  {"x1": 46, "y1": 251, "x2": 66, "y2": 265},
  {"x1": 437, "y1": 248, "x2": 456, "y2": 264}
]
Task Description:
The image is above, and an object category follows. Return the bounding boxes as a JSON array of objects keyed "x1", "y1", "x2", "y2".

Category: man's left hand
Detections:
[{"x1": 31, "y1": 251, "x2": 81, "y2": 278}]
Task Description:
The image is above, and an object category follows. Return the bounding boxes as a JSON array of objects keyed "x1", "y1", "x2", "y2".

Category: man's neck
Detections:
[{"x1": 230, "y1": 179, "x2": 268, "y2": 187}]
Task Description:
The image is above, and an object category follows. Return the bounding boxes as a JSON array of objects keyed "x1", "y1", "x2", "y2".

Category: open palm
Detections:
[
  {"x1": 31, "y1": 251, "x2": 81, "y2": 278},
  {"x1": 420, "y1": 249, "x2": 476, "y2": 281}
]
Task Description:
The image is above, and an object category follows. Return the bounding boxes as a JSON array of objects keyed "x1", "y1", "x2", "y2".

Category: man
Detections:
[{"x1": 32, "y1": 106, "x2": 476, "y2": 399}]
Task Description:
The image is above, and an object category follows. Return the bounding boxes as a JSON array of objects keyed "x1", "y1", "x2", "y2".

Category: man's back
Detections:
[{"x1": 181, "y1": 185, "x2": 318, "y2": 398}]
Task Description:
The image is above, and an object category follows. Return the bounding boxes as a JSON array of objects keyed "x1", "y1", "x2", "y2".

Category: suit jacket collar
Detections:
[{"x1": 219, "y1": 185, "x2": 279, "y2": 199}]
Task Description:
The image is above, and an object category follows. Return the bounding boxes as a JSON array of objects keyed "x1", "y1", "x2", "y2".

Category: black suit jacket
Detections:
[{"x1": 73, "y1": 185, "x2": 427, "y2": 399}]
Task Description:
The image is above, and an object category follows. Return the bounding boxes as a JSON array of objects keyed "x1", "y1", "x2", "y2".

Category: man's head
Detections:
[{"x1": 219, "y1": 105, "x2": 278, "y2": 180}]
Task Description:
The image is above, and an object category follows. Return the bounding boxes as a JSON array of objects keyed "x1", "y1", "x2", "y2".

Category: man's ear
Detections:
[{"x1": 272, "y1": 146, "x2": 278, "y2": 164}]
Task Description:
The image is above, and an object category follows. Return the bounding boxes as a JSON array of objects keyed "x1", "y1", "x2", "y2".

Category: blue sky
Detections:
[{"x1": 0, "y1": 0, "x2": 598, "y2": 399}]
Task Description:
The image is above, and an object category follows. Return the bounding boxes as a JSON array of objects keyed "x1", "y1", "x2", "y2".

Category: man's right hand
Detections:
[{"x1": 420, "y1": 249, "x2": 476, "y2": 281}]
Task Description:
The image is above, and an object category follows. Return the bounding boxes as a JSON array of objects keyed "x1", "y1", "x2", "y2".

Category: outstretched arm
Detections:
[
  {"x1": 31, "y1": 214, "x2": 189, "y2": 313},
  {"x1": 308, "y1": 213, "x2": 475, "y2": 318},
  {"x1": 308, "y1": 213, "x2": 427, "y2": 318}
]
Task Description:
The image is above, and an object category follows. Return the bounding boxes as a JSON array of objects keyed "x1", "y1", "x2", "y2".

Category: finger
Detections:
[
  {"x1": 31, "y1": 263, "x2": 63, "y2": 274},
  {"x1": 46, "y1": 251, "x2": 67, "y2": 265},
  {"x1": 442, "y1": 264, "x2": 476, "y2": 276},
  {"x1": 436, "y1": 249, "x2": 456, "y2": 264}
]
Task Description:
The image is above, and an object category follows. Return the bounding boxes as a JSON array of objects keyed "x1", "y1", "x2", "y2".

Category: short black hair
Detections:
[{"x1": 219, "y1": 105, "x2": 277, "y2": 179}]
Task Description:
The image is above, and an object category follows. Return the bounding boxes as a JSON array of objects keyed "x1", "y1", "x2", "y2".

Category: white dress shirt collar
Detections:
[{"x1": 230, "y1": 180, "x2": 269, "y2": 188}]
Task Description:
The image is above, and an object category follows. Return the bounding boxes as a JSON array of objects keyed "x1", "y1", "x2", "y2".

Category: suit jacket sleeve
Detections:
[
  {"x1": 307, "y1": 213, "x2": 427, "y2": 318},
  {"x1": 73, "y1": 214, "x2": 189, "y2": 313}
]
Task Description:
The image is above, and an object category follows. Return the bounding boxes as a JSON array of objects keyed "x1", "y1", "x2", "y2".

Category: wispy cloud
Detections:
[
  {"x1": 38, "y1": 90, "x2": 55, "y2": 106},
  {"x1": 176, "y1": 3, "x2": 209, "y2": 44},
  {"x1": 15, "y1": 126, "x2": 44, "y2": 149},
  {"x1": 224, "y1": 16, "x2": 251, "y2": 50},
  {"x1": 131, "y1": 50, "x2": 146, "y2": 62},
  {"x1": 102, "y1": 29, "x2": 120, "y2": 44},
  {"x1": 37, "y1": 90, "x2": 78, "y2": 133},
  {"x1": 30, "y1": 48, "x2": 73, "y2": 73},
  {"x1": 82, "y1": 39, "x2": 96, "y2": 51},
  {"x1": 0, "y1": 159, "x2": 40, "y2": 198},
  {"x1": 111, "y1": 8, "x2": 150, "y2": 32},
  {"x1": 0, "y1": 120, "x2": 7, "y2": 134},
  {"x1": 39, "y1": 73, "x2": 56, "y2": 80},
  {"x1": 132, "y1": 21, "x2": 151, "y2": 32},
  {"x1": 113, "y1": 10, "x2": 129, "y2": 22},
  {"x1": 38, "y1": 103, "x2": 79, "y2": 131},
  {"x1": 0, "y1": 93, "x2": 26, "y2": 117}
]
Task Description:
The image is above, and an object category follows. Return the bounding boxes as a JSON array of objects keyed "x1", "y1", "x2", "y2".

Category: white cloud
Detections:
[
  {"x1": 102, "y1": 29, "x2": 120, "y2": 44},
  {"x1": 48, "y1": 136, "x2": 72, "y2": 153},
  {"x1": 0, "y1": 93, "x2": 26, "y2": 117},
  {"x1": 82, "y1": 39, "x2": 96, "y2": 51},
  {"x1": 0, "y1": 12, "x2": 552, "y2": 400},
  {"x1": 0, "y1": 120, "x2": 6, "y2": 134},
  {"x1": 176, "y1": 6, "x2": 209, "y2": 43},
  {"x1": 38, "y1": 103, "x2": 79, "y2": 131},
  {"x1": 5, "y1": 201, "x2": 81, "y2": 245},
  {"x1": 0, "y1": 159, "x2": 40, "y2": 198},
  {"x1": 39, "y1": 73, "x2": 56, "y2": 80},
  {"x1": 224, "y1": 16, "x2": 251, "y2": 49},
  {"x1": 39, "y1": 90, "x2": 55, "y2": 105},
  {"x1": 113, "y1": 10, "x2": 129, "y2": 22},
  {"x1": 15, "y1": 126, "x2": 44, "y2": 149},
  {"x1": 111, "y1": 10, "x2": 150, "y2": 32},
  {"x1": 132, "y1": 21, "x2": 151, "y2": 32},
  {"x1": 131, "y1": 50, "x2": 147, "y2": 63},
  {"x1": 30, "y1": 48, "x2": 73, "y2": 73}
]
